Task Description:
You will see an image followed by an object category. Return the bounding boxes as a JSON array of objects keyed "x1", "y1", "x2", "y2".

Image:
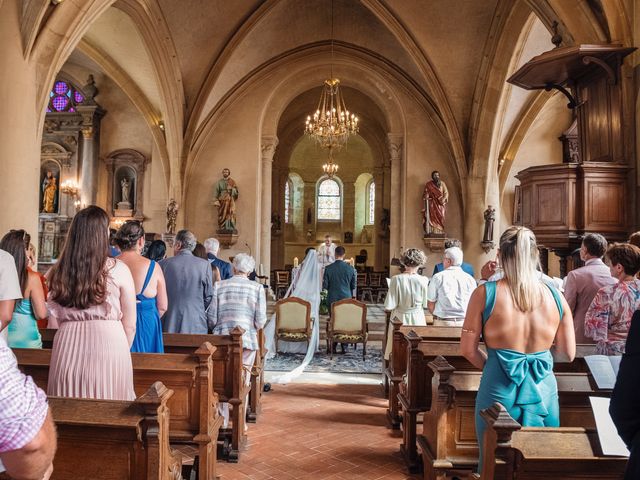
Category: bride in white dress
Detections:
[{"x1": 264, "y1": 249, "x2": 320, "y2": 382}]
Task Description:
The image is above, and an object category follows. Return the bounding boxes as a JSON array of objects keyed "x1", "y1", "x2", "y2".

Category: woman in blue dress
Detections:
[
  {"x1": 116, "y1": 221, "x2": 166, "y2": 353},
  {"x1": 460, "y1": 226, "x2": 575, "y2": 470},
  {"x1": 0, "y1": 229, "x2": 47, "y2": 348}
]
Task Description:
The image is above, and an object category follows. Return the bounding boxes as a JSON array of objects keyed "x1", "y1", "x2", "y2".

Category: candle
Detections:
[
  {"x1": 350, "y1": 257, "x2": 355, "y2": 266},
  {"x1": 293, "y1": 257, "x2": 299, "y2": 267},
  {"x1": 258, "y1": 264, "x2": 264, "y2": 276}
]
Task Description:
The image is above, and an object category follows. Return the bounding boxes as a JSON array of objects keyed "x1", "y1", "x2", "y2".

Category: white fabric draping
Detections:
[{"x1": 264, "y1": 250, "x2": 321, "y2": 383}]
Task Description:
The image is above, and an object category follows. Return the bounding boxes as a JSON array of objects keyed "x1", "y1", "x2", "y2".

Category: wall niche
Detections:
[{"x1": 104, "y1": 149, "x2": 148, "y2": 223}]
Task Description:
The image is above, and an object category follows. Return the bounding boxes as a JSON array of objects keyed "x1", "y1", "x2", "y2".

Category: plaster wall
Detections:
[
  {"x1": 185, "y1": 92, "x2": 264, "y2": 262},
  {"x1": 501, "y1": 93, "x2": 571, "y2": 278},
  {"x1": 0, "y1": 0, "x2": 40, "y2": 238}
]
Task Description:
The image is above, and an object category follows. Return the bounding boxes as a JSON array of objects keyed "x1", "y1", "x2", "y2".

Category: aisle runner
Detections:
[{"x1": 265, "y1": 345, "x2": 383, "y2": 374}]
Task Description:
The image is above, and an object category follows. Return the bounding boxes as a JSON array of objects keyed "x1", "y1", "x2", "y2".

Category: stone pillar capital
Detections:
[
  {"x1": 386, "y1": 134, "x2": 403, "y2": 164},
  {"x1": 261, "y1": 136, "x2": 279, "y2": 162}
]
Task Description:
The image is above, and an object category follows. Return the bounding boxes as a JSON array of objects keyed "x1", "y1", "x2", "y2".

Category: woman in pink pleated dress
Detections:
[{"x1": 46, "y1": 206, "x2": 137, "y2": 400}]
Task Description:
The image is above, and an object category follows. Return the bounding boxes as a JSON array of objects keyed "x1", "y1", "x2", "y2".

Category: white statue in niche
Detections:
[{"x1": 121, "y1": 177, "x2": 132, "y2": 206}]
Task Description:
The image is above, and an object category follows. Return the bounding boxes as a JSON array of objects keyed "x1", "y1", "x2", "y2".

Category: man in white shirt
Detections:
[
  {"x1": 0, "y1": 248, "x2": 22, "y2": 334},
  {"x1": 427, "y1": 247, "x2": 477, "y2": 326}
]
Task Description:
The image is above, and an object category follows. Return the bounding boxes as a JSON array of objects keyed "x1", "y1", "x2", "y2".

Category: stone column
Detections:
[
  {"x1": 387, "y1": 134, "x2": 403, "y2": 267},
  {"x1": 373, "y1": 166, "x2": 385, "y2": 270},
  {"x1": 0, "y1": 0, "x2": 40, "y2": 236},
  {"x1": 260, "y1": 136, "x2": 278, "y2": 274},
  {"x1": 77, "y1": 105, "x2": 104, "y2": 207}
]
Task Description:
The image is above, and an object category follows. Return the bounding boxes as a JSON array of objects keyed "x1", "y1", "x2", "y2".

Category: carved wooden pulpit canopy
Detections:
[{"x1": 509, "y1": 44, "x2": 636, "y2": 276}]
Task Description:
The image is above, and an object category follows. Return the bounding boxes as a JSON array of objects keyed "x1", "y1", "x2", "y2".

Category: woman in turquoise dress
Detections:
[
  {"x1": 460, "y1": 226, "x2": 575, "y2": 470},
  {"x1": 0, "y1": 230, "x2": 47, "y2": 348},
  {"x1": 116, "y1": 221, "x2": 166, "y2": 353}
]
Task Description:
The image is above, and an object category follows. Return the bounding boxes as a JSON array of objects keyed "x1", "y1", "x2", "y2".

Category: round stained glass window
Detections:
[
  {"x1": 54, "y1": 81, "x2": 68, "y2": 95},
  {"x1": 74, "y1": 91, "x2": 84, "y2": 104},
  {"x1": 52, "y1": 96, "x2": 69, "y2": 111}
]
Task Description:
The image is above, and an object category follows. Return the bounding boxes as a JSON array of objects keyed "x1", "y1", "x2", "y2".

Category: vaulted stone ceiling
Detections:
[{"x1": 62, "y1": 0, "x2": 519, "y2": 156}]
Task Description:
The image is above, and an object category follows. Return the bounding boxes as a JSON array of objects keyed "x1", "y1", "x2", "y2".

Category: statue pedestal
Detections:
[
  {"x1": 115, "y1": 207, "x2": 133, "y2": 217},
  {"x1": 162, "y1": 233, "x2": 176, "y2": 249},
  {"x1": 217, "y1": 232, "x2": 238, "y2": 249},
  {"x1": 423, "y1": 235, "x2": 446, "y2": 253}
]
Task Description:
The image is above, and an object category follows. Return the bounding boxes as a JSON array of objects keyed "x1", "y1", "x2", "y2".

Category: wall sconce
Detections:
[
  {"x1": 60, "y1": 180, "x2": 81, "y2": 208},
  {"x1": 60, "y1": 179, "x2": 79, "y2": 196}
]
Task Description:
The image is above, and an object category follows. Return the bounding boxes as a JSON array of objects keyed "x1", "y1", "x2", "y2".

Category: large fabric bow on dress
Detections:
[{"x1": 495, "y1": 349, "x2": 554, "y2": 426}]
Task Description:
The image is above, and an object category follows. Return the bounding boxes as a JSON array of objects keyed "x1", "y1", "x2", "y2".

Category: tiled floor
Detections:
[{"x1": 217, "y1": 382, "x2": 421, "y2": 480}]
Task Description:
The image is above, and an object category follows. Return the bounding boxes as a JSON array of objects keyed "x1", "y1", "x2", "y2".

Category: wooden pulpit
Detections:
[{"x1": 509, "y1": 44, "x2": 635, "y2": 275}]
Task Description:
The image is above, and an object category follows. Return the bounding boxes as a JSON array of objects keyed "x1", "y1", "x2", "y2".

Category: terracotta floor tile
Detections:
[{"x1": 217, "y1": 383, "x2": 421, "y2": 480}]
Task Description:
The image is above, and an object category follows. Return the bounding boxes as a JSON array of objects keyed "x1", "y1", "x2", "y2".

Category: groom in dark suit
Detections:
[
  {"x1": 322, "y1": 246, "x2": 356, "y2": 306},
  {"x1": 323, "y1": 246, "x2": 356, "y2": 353}
]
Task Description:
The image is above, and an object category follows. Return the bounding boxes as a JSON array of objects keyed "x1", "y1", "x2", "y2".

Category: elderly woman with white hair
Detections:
[
  {"x1": 383, "y1": 248, "x2": 430, "y2": 359},
  {"x1": 207, "y1": 253, "x2": 267, "y2": 428}
]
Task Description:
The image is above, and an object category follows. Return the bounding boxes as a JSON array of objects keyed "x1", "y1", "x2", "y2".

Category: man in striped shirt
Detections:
[{"x1": 208, "y1": 253, "x2": 267, "y2": 428}]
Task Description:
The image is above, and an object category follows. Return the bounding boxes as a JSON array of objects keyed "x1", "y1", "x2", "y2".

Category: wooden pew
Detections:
[
  {"x1": 40, "y1": 327, "x2": 246, "y2": 462},
  {"x1": 399, "y1": 334, "x2": 597, "y2": 472},
  {"x1": 41, "y1": 327, "x2": 264, "y2": 425},
  {"x1": 384, "y1": 320, "x2": 462, "y2": 428},
  {"x1": 14, "y1": 344, "x2": 226, "y2": 475},
  {"x1": 50, "y1": 382, "x2": 183, "y2": 480},
  {"x1": 399, "y1": 333, "x2": 476, "y2": 472},
  {"x1": 382, "y1": 313, "x2": 436, "y2": 398},
  {"x1": 247, "y1": 327, "x2": 266, "y2": 423},
  {"x1": 416, "y1": 356, "x2": 609, "y2": 480},
  {"x1": 473, "y1": 403, "x2": 628, "y2": 479}
]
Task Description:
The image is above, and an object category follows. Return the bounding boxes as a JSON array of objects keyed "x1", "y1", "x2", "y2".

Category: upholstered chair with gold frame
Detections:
[
  {"x1": 327, "y1": 298, "x2": 368, "y2": 359},
  {"x1": 275, "y1": 297, "x2": 312, "y2": 353}
]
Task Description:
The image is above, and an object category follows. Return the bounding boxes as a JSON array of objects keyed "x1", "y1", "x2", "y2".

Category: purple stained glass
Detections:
[
  {"x1": 68, "y1": 107, "x2": 76, "y2": 113},
  {"x1": 54, "y1": 81, "x2": 68, "y2": 95},
  {"x1": 52, "y1": 95, "x2": 69, "y2": 111},
  {"x1": 46, "y1": 107, "x2": 51, "y2": 113},
  {"x1": 74, "y1": 91, "x2": 84, "y2": 104}
]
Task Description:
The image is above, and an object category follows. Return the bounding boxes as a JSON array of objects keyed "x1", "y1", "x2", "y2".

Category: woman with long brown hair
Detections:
[
  {"x1": 0, "y1": 230, "x2": 47, "y2": 348},
  {"x1": 47, "y1": 206, "x2": 137, "y2": 400}
]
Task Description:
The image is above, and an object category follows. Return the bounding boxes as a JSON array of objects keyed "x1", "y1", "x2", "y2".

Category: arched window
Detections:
[
  {"x1": 284, "y1": 178, "x2": 292, "y2": 223},
  {"x1": 317, "y1": 177, "x2": 341, "y2": 221},
  {"x1": 46, "y1": 80, "x2": 85, "y2": 113},
  {"x1": 367, "y1": 180, "x2": 375, "y2": 224}
]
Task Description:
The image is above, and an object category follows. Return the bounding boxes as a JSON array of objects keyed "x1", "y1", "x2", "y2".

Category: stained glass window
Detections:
[
  {"x1": 368, "y1": 181, "x2": 375, "y2": 224},
  {"x1": 46, "y1": 80, "x2": 86, "y2": 113},
  {"x1": 284, "y1": 180, "x2": 292, "y2": 223},
  {"x1": 317, "y1": 178, "x2": 341, "y2": 221}
]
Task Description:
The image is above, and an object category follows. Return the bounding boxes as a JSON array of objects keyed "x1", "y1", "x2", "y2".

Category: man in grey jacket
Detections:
[{"x1": 160, "y1": 230, "x2": 214, "y2": 333}]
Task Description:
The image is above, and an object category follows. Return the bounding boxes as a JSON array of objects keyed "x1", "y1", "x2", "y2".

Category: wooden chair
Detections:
[
  {"x1": 327, "y1": 298, "x2": 368, "y2": 359},
  {"x1": 368, "y1": 272, "x2": 383, "y2": 302},
  {"x1": 275, "y1": 297, "x2": 312, "y2": 353},
  {"x1": 375, "y1": 272, "x2": 389, "y2": 303},
  {"x1": 274, "y1": 270, "x2": 290, "y2": 299}
]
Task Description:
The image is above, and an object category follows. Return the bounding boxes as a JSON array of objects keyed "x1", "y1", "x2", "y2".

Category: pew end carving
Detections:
[{"x1": 478, "y1": 402, "x2": 628, "y2": 479}]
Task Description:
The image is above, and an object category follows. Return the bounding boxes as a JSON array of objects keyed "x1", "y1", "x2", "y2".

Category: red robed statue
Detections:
[{"x1": 422, "y1": 171, "x2": 448, "y2": 235}]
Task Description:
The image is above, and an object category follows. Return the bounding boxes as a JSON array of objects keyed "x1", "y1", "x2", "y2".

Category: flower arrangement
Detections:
[{"x1": 319, "y1": 289, "x2": 329, "y2": 315}]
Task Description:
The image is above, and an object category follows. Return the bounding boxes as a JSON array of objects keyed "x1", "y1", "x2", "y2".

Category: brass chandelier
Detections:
[
  {"x1": 304, "y1": 78, "x2": 359, "y2": 150},
  {"x1": 304, "y1": 0, "x2": 359, "y2": 177}
]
